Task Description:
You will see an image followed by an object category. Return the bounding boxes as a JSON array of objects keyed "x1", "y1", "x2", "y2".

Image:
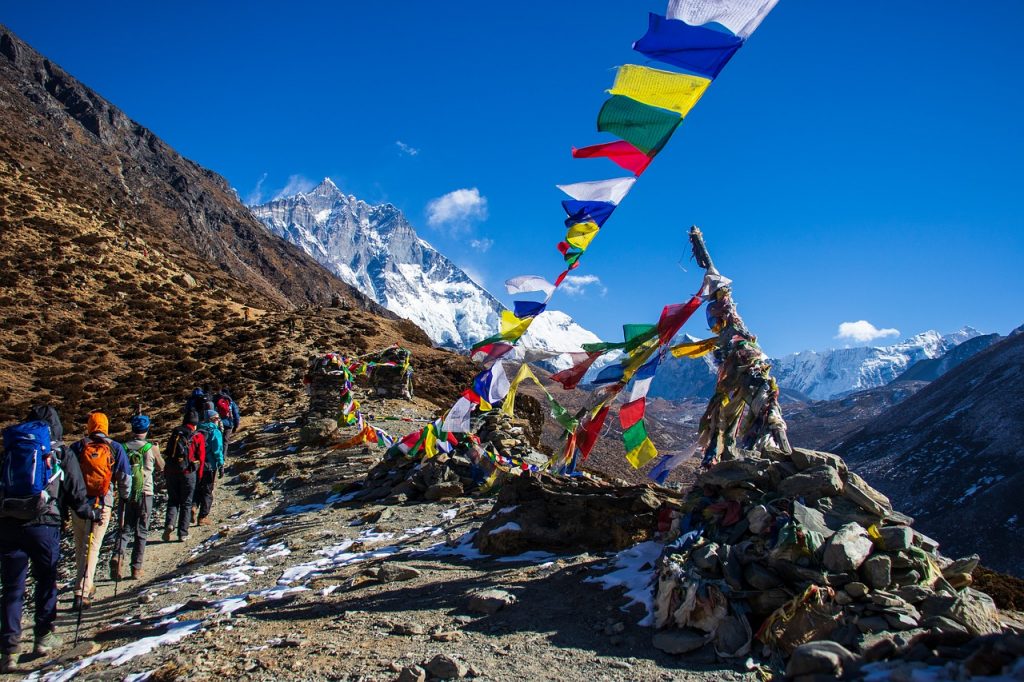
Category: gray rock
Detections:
[
  {"x1": 396, "y1": 665, "x2": 426, "y2": 682},
  {"x1": 823, "y1": 523, "x2": 874, "y2": 572},
  {"x1": 746, "y1": 505, "x2": 772, "y2": 534},
  {"x1": 376, "y1": 564, "x2": 422, "y2": 583},
  {"x1": 392, "y1": 623, "x2": 425, "y2": 636},
  {"x1": 843, "y1": 472, "x2": 892, "y2": 517},
  {"x1": 793, "y1": 500, "x2": 836, "y2": 538},
  {"x1": 424, "y1": 481, "x2": 464, "y2": 501},
  {"x1": 942, "y1": 554, "x2": 980, "y2": 578},
  {"x1": 895, "y1": 585, "x2": 932, "y2": 604},
  {"x1": 835, "y1": 591, "x2": 853, "y2": 605},
  {"x1": 791, "y1": 448, "x2": 847, "y2": 474},
  {"x1": 846, "y1": 581, "x2": 869, "y2": 599},
  {"x1": 652, "y1": 628, "x2": 709, "y2": 654},
  {"x1": 879, "y1": 526, "x2": 913, "y2": 551},
  {"x1": 950, "y1": 588, "x2": 1002, "y2": 637},
  {"x1": 786, "y1": 641, "x2": 860, "y2": 678},
  {"x1": 777, "y1": 464, "x2": 843, "y2": 500},
  {"x1": 467, "y1": 588, "x2": 516, "y2": 615},
  {"x1": 424, "y1": 654, "x2": 468, "y2": 679},
  {"x1": 298, "y1": 417, "x2": 341, "y2": 446},
  {"x1": 862, "y1": 554, "x2": 893, "y2": 589},
  {"x1": 856, "y1": 615, "x2": 890, "y2": 634}
]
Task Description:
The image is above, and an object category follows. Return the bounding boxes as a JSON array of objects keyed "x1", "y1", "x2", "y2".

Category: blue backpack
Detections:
[{"x1": 0, "y1": 420, "x2": 55, "y2": 519}]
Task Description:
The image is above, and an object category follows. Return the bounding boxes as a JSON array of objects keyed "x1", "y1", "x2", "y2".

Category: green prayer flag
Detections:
[
  {"x1": 597, "y1": 95, "x2": 681, "y2": 155},
  {"x1": 622, "y1": 420, "x2": 648, "y2": 452},
  {"x1": 582, "y1": 341, "x2": 626, "y2": 353},
  {"x1": 623, "y1": 324, "x2": 658, "y2": 352}
]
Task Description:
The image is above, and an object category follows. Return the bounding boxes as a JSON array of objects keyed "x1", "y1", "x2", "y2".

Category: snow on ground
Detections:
[{"x1": 584, "y1": 541, "x2": 664, "y2": 626}]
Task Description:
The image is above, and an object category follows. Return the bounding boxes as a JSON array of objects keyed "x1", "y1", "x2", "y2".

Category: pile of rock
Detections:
[
  {"x1": 474, "y1": 472, "x2": 683, "y2": 555},
  {"x1": 650, "y1": 446, "x2": 1014, "y2": 674},
  {"x1": 353, "y1": 451, "x2": 480, "y2": 504},
  {"x1": 474, "y1": 411, "x2": 545, "y2": 467},
  {"x1": 299, "y1": 356, "x2": 351, "y2": 445},
  {"x1": 369, "y1": 347, "x2": 413, "y2": 400}
]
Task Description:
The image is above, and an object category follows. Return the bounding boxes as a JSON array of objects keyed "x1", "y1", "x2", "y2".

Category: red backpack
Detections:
[{"x1": 215, "y1": 396, "x2": 232, "y2": 420}]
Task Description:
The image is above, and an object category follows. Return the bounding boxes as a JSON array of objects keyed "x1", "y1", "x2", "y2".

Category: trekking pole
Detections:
[
  {"x1": 113, "y1": 500, "x2": 127, "y2": 598},
  {"x1": 74, "y1": 514, "x2": 95, "y2": 645}
]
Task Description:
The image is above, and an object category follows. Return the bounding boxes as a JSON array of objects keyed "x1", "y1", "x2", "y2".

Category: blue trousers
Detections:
[{"x1": 0, "y1": 522, "x2": 60, "y2": 653}]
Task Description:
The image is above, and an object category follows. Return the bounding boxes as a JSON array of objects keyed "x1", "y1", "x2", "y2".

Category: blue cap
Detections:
[
  {"x1": 130, "y1": 414, "x2": 151, "y2": 434},
  {"x1": 205, "y1": 409, "x2": 218, "y2": 420}
]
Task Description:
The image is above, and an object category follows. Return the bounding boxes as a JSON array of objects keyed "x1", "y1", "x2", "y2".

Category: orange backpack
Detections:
[{"x1": 80, "y1": 439, "x2": 114, "y2": 498}]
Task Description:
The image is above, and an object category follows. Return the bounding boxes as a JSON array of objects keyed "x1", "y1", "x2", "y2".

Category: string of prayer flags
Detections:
[
  {"x1": 633, "y1": 13, "x2": 743, "y2": 79},
  {"x1": 609, "y1": 65, "x2": 710, "y2": 117},
  {"x1": 666, "y1": 0, "x2": 779, "y2": 39},
  {"x1": 505, "y1": 274, "x2": 556, "y2": 298},
  {"x1": 597, "y1": 95, "x2": 681, "y2": 155},
  {"x1": 670, "y1": 336, "x2": 718, "y2": 358},
  {"x1": 572, "y1": 141, "x2": 653, "y2": 176}
]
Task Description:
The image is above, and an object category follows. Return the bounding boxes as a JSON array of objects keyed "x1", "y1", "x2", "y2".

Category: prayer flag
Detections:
[
  {"x1": 609, "y1": 65, "x2": 710, "y2": 117},
  {"x1": 633, "y1": 13, "x2": 743, "y2": 79},
  {"x1": 657, "y1": 295, "x2": 704, "y2": 343},
  {"x1": 670, "y1": 337, "x2": 718, "y2": 358},
  {"x1": 624, "y1": 324, "x2": 658, "y2": 351},
  {"x1": 505, "y1": 275, "x2": 556, "y2": 298},
  {"x1": 499, "y1": 310, "x2": 533, "y2": 341},
  {"x1": 487, "y1": 360, "x2": 511, "y2": 404},
  {"x1": 442, "y1": 396, "x2": 474, "y2": 434},
  {"x1": 619, "y1": 398, "x2": 647, "y2": 429},
  {"x1": 597, "y1": 95, "x2": 681, "y2": 155},
  {"x1": 513, "y1": 300, "x2": 547, "y2": 319},
  {"x1": 666, "y1": 0, "x2": 779, "y2": 38},
  {"x1": 626, "y1": 437, "x2": 659, "y2": 469},
  {"x1": 557, "y1": 177, "x2": 636, "y2": 205},
  {"x1": 593, "y1": 363, "x2": 625, "y2": 385},
  {"x1": 471, "y1": 341, "x2": 515, "y2": 365},
  {"x1": 577, "y1": 405, "x2": 611, "y2": 461},
  {"x1": 572, "y1": 141, "x2": 653, "y2": 176},
  {"x1": 623, "y1": 420, "x2": 649, "y2": 453},
  {"x1": 566, "y1": 221, "x2": 600, "y2": 250},
  {"x1": 550, "y1": 351, "x2": 604, "y2": 390},
  {"x1": 562, "y1": 200, "x2": 616, "y2": 228},
  {"x1": 648, "y1": 444, "x2": 698, "y2": 483}
]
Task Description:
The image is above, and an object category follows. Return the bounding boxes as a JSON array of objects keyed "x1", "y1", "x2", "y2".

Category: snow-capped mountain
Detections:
[
  {"x1": 649, "y1": 327, "x2": 984, "y2": 401},
  {"x1": 250, "y1": 179, "x2": 598, "y2": 365}
]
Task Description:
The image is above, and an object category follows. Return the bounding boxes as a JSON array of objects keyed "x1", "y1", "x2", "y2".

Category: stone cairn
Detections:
[
  {"x1": 649, "y1": 446, "x2": 1015, "y2": 677},
  {"x1": 473, "y1": 411, "x2": 547, "y2": 470},
  {"x1": 299, "y1": 355, "x2": 350, "y2": 445},
  {"x1": 368, "y1": 346, "x2": 413, "y2": 400}
]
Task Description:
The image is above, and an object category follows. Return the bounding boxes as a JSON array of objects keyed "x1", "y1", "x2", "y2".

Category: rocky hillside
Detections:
[
  {"x1": 836, "y1": 331, "x2": 1024, "y2": 575},
  {"x1": 0, "y1": 24, "x2": 475, "y2": 430}
]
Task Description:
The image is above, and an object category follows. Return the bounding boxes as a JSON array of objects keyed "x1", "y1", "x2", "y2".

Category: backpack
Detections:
[
  {"x1": 0, "y1": 420, "x2": 55, "y2": 519},
  {"x1": 125, "y1": 442, "x2": 152, "y2": 502},
  {"x1": 215, "y1": 396, "x2": 232, "y2": 420},
  {"x1": 79, "y1": 438, "x2": 115, "y2": 499},
  {"x1": 197, "y1": 422, "x2": 224, "y2": 470},
  {"x1": 167, "y1": 426, "x2": 198, "y2": 472}
]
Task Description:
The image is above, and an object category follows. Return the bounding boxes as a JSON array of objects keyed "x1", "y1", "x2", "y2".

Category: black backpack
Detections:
[{"x1": 166, "y1": 426, "x2": 197, "y2": 472}]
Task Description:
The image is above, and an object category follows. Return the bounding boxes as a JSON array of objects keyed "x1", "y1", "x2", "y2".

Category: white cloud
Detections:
[
  {"x1": 836, "y1": 320, "x2": 900, "y2": 344},
  {"x1": 395, "y1": 140, "x2": 419, "y2": 156},
  {"x1": 426, "y1": 188, "x2": 488, "y2": 232},
  {"x1": 469, "y1": 238, "x2": 493, "y2": 252},
  {"x1": 273, "y1": 175, "x2": 315, "y2": 200},
  {"x1": 561, "y1": 274, "x2": 607, "y2": 297},
  {"x1": 245, "y1": 172, "x2": 268, "y2": 206}
]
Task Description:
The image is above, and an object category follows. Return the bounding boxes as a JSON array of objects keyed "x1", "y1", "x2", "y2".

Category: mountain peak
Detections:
[{"x1": 308, "y1": 177, "x2": 342, "y2": 198}]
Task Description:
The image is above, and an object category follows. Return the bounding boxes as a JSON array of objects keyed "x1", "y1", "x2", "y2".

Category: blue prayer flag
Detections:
[
  {"x1": 633, "y1": 13, "x2": 743, "y2": 80},
  {"x1": 592, "y1": 364, "x2": 626, "y2": 385},
  {"x1": 562, "y1": 200, "x2": 616, "y2": 228},
  {"x1": 513, "y1": 300, "x2": 547, "y2": 319}
]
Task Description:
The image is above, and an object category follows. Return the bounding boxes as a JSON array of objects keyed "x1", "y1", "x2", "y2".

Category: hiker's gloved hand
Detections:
[{"x1": 88, "y1": 507, "x2": 103, "y2": 522}]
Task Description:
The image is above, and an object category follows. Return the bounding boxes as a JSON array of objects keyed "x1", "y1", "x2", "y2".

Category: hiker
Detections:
[
  {"x1": 183, "y1": 388, "x2": 207, "y2": 419},
  {"x1": 193, "y1": 410, "x2": 224, "y2": 527},
  {"x1": 243, "y1": 306, "x2": 250, "y2": 322},
  {"x1": 111, "y1": 415, "x2": 164, "y2": 581},
  {"x1": 163, "y1": 411, "x2": 205, "y2": 543},
  {"x1": 287, "y1": 316, "x2": 296, "y2": 335},
  {"x1": 0, "y1": 406, "x2": 96, "y2": 672},
  {"x1": 214, "y1": 388, "x2": 240, "y2": 450},
  {"x1": 66, "y1": 412, "x2": 130, "y2": 610}
]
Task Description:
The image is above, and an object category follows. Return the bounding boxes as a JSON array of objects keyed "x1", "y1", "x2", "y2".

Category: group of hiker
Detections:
[{"x1": 0, "y1": 387, "x2": 240, "y2": 671}]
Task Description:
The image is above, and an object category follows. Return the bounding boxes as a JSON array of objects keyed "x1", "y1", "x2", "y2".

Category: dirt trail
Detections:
[{"x1": 8, "y1": 402, "x2": 756, "y2": 682}]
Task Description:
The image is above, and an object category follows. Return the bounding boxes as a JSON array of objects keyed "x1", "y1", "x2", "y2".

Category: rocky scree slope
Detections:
[
  {"x1": 250, "y1": 180, "x2": 601, "y2": 365},
  {"x1": 0, "y1": 25, "x2": 474, "y2": 429},
  {"x1": 836, "y1": 331, "x2": 1024, "y2": 576}
]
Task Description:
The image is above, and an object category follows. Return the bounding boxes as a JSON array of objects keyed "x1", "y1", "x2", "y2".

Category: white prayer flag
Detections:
[
  {"x1": 666, "y1": 0, "x2": 779, "y2": 38},
  {"x1": 556, "y1": 177, "x2": 636, "y2": 205},
  {"x1": 505, "y1": 275, "x2": 556, "y2": 298},
  {"x1": 441, "y1": 397, "x2": 474, "y2": 434},
  {"x1": 487, "y1": 361, "x2": 512, "y2": 404}
]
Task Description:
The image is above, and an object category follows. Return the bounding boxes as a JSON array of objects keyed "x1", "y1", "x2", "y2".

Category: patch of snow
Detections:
[
  {"x1": 488, "y1": 521, "x2": 522, "y2": 535},
  {"x1": 495, "y1": 551, "x2": 557, "y2": 564},
  {"x1": 584, "y1": 541, "x2": 663, "y2": 626}
]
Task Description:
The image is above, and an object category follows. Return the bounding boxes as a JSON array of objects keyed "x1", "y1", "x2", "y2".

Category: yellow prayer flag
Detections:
[
  {"x1": 422, "y1": 427, "x2": 438, "y2": 459},
  {"x1": 670, "y1": 337, "x2": 718, "y2": 359},
  {"x1": 566, "y1": 221, "x2": 600, "y2": 250},
  {"x1": 609, "y1": 65, "x2": 710, "y2": 117},
  {"x1": 500, "y1": 310, "x2": 534, "y2": 340},
  {"x1": 626, "y1": 437, "x2": 658, "y2": 469},
  {"x1": 501, "y1": 363, "x2": 535, "y2": 417}
]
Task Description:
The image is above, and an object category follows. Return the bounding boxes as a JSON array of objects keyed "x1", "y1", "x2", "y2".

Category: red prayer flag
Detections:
[
  {"x1": 554, "y1": 270, "x2": 569, "y2": 287},
  {"x1": 619, "y1": 398, "x2": 647, "y2": 430},
  {"x1": 577, "y1": 405, "x2": 611, "y2": 462},
  {"x1": 657, "y1": 295, "x2": 703, "y2": 344},
  {"x1": 550, "y1": 351, "x2": 604, "y2": 390},
  {"x1": 572, "y1": 141, "x2": 653, "y2": 176}
]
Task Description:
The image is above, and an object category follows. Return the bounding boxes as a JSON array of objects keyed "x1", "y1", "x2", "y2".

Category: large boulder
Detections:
[
  {"x1": 823, "y1": 523, "x2": 875, "y2": 572},
  {"x1": 777, "y1": 464, "x2": 843, "y2": 500}
]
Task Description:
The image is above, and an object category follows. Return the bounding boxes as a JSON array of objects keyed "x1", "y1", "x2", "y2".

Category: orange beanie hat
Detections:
[{"x1": 87, "y1": 412, "x2": 109, "y2": 435}]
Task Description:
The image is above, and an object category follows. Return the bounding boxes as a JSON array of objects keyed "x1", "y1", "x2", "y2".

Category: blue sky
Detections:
[{"x1": 5, "y1": 1, "x2": 1023, "y2": 356}]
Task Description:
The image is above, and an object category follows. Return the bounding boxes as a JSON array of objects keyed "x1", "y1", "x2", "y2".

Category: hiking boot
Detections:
[
  {"x1": 197, "y1": 516, "x2": 213, "y2": 527},
  {"x1": 71, "y1": 595, "x2": 86, "y2": 611},
  {"x1": 131, "y1": 567, "x2": 144, "y2": 580},
  {"x1": 0, "y1": 652, "x2": 16, "y2": 673},
  {"x1": 178, "y1": 533, "x2": 188, "y2": 542},
  {"x1": 162, "y1": 528, "x2": 173, "y2": 543},
  {"x1": 33, "y1": 632, "x2": 61, "y2": 655},
  {"x1": 109, "y1": 557, "x2": 123, "y2": 581}
]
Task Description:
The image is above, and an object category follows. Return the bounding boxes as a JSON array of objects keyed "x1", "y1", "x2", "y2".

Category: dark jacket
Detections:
[{"x1": 67, "y1": 434, "x2": 131, "y2": 508}]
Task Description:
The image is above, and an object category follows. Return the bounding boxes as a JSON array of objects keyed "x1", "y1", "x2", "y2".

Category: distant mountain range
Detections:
[
  {"x1": 250, "y1": 179, "x2": 598, "y2": 367},
  {"x1": 650, "y1": 327, "x2": 986, "y2": 402}
]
